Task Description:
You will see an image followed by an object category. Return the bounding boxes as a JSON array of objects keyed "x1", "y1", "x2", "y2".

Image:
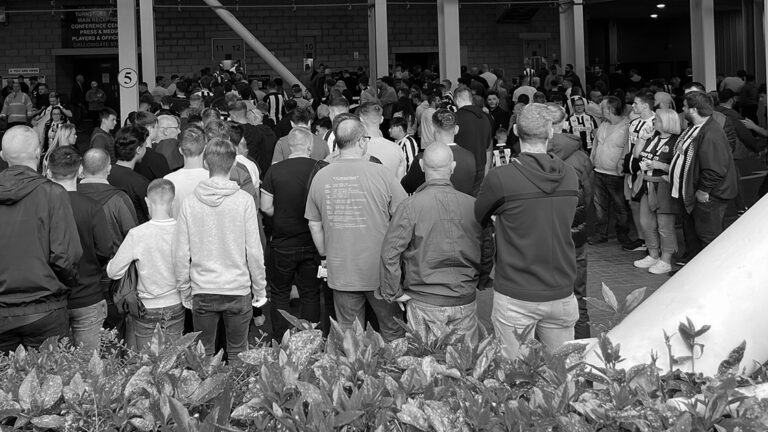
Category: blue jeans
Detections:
[
  {"x1": 492, "y1": 292, "x2": 579, "y2": 359},
  {"x1": 406, "y1": 300, "x2": 478, "y2": 347},
  {"x1": 593, "y1": 172, "x2": 631, "y2": 242},
  {"x1": 69, "y1": 300, "x2": 107, "y2": 353},
  {"x1": 333, "y1": 290, "x2": 405, "y2": 342},
  {"x1": 267, "y1": 245, "x2": 322, "y2": 339},
  {"x1": 193, "y1": 294, "x2": 252, "y2": 357},
  {"x1": 133, "y1": 303, "x2": 185, "y2": 351},
  {"x1": 639, "y1": 195, "x2": 677, "y2": 255}
]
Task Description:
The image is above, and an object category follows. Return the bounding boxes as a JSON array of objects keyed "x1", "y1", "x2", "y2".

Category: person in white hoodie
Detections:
[
  {"x1": 107, "y1": 179, "x2": 183, "y2": 350},
  {"x1": 174, "y1": 138, "x2": 267, "y2": 359}
]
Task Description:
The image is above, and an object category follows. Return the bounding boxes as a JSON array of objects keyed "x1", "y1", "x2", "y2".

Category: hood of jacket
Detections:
[
  {"x1": 77, "y1": 181, "x2": 124, "y2": 204},
  {"x1": 513, "y1": 152, "x2": 569, "y2": 194},
  {"x1": 194, "y1": 177, "x2": 240, "y2": 207},
  {"x1": 548, "y1": 133, "x2": 582, "y2": 161},
  {"x1": 0, "y1": 166, "x2": 49, "y2": 205},
  {"x1": 458, "y1": 105, "x2": 486, "y2": 120}
]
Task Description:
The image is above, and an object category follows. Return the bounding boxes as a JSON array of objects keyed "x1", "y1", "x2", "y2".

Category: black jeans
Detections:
[
  {"x1": 593, "y1": 172, "x2": 631, "y2": 242},
  {"x1": 680, "y1": 197, "x2": 729, "y2": 258},
  {"x1": 268, "y1": 245, "x2": 322, "y2": 339},
  {"x1": 573, "y1": 244, "x2": 590, "y2": 339}
]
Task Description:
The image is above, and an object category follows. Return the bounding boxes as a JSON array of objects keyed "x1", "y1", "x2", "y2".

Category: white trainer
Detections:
[
  {"x1": 633, "y1": 255, "x2": 659, "y2": 269},
  {"x1": 649, "y1": 260, "x2": 672, "y2": 275}
]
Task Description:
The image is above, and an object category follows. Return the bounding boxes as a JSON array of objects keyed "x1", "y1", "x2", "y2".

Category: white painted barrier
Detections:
[{"x1": 585, "y1": 195, "x2": 768, "y2": 376}]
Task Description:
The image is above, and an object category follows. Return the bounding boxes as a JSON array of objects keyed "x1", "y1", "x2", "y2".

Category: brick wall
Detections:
[{"x1": 0, "y1": 1, "x2": 559, "y2": 88}]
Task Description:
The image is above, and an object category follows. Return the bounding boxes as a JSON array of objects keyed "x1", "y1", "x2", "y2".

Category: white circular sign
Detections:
[{"x1": 118, "y1": 68, "x2": 138, "y2": 88}]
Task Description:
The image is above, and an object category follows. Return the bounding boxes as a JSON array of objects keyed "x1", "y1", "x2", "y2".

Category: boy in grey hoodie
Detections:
[{"x1": 174, "y1": 138, "x2": 267, "y2": 359}]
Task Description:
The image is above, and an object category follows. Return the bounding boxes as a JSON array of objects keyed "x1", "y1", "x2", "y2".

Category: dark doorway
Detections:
[{"x1": 395, "y1": 52, "x2": 439, "y2": 73}]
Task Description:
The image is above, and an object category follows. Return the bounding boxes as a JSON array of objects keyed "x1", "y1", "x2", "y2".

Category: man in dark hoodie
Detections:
[
  {"x1": 0, "y1": 126, "x2": 82, "y2": 352},
  {"x1": 78, "y1": 148, "x2": 138, "y2": 333},
  {"x1": 454, "y1": 87, "x2": 492, "y2": 193},
  {"x1": 47, "y1": 147, "x2": 113, "y2": 352},
  {"x1": 475, "y1": 103, "x2": 579, "y2": 359},
  {"x1": 547, "y1": 104, "x2": 594, "y2": 339}
]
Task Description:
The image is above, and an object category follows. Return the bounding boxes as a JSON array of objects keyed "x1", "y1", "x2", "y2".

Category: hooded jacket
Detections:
[
  {"x1": 174, "y1": 177, "x2": 267, "y2": 301},
  {"x1": 549, "y1": 133, "x2": 594, "y2": 248},
  {"x1": 77, "y1": 180, "x2": 138, "y2": 254},
  {"x1": 475, "y1": 152, "x2": 579, "y2": 302},
  {"x1": 0, "y1": 166, "x2": 82, "y2": 316},
  {"x1": 455, "y1": 105, "x2": 493, "y2": 193}
]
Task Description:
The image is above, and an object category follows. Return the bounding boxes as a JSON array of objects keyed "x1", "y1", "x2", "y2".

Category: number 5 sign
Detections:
[{"x1": 118, "y1": 68, "x2": 138, "y2": 88}]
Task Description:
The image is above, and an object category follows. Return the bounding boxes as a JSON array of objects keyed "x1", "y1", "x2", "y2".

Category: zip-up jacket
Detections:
[
  {"x1": 380, "y1": 179, "x2": 482, "y2": 306},
  {"x1": 0, "y1": 166, "x2": 82, "y2": 316}
]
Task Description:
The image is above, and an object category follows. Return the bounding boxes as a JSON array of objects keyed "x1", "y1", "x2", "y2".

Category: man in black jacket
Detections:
[
  {"x1": 47, "y1": 146, "x2": 113, "y2": 352},
  {"x1": 454, "y1": 87, "x2": 492, "y2": 194},
  {"x1": 670, "y1": 92, "x2": 738, "y2": 260},
  {"x1": 0, "y1": 126, "x2": 82, "y2": 352}
]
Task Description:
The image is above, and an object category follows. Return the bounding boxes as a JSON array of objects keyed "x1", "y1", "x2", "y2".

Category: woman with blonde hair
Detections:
[
  {"x1": 42, "y1": 123, "x2": 77, "y2": 174},
  {"x1": 632, "y1": 108, "x2": 681, "y2": 274}
]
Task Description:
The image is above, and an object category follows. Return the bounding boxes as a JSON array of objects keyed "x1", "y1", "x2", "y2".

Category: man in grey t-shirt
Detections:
[{"x1": 305, "y1": 115, "x2": 407, "y2": 342}]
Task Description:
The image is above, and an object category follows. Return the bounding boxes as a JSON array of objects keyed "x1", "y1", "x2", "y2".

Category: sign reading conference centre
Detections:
[{"x1": 61, "y1": 8, "x2": 118, "y2": 49}]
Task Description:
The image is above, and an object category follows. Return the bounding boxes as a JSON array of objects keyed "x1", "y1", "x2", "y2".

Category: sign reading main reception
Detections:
[{"x1": 61, "y1": 8, "x2": 118, "y2": 49}]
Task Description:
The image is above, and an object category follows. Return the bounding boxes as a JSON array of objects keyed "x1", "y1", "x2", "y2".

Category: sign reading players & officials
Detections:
[{"x1": 61, "y1": 8, "x2": 118, "y2": 49}]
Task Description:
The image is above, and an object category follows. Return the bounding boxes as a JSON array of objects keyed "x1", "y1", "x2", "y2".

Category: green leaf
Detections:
[
  {"x1": 623, "y1": 287, "x2": 647, "y2": 313},
  {"x1": 333, "y1": 410, "x2": 364, "y2": 427},
  {"x1": 18, "y1": 369, "x2": 39, "y2": 411},
  {"x1": 37, "y1": 374, "x2": 62, "y2": 410},
  {"x1": 585, "y1": 297, "x2": 615, "y2": 313},
  {"x1": 63, "y1": 373, "x2": 86, "y2": 404},
  {"x1": 88, "y1": 350, "x2": 104, "y2": 377},
  {"x1": 601, "y1": 283, "x2": 619, "y2": 311},
  {"x1": 168, "y1": 396, "x2": 192, "y2": 431},
  {"x1": 188, "y1": 373, "x2": 227, "y2": 405},
  {"x1": 397, "y1": 402, "x2": 430, "y2": 430},
  {"x1": 149, "y1": 323, "x2": 165, "y2": 356},
  {"x1": 693, "y1": 324, "x2": 711, "y2": 338},
  {"x1": 30, "y1": 415, "x2": 65, "y2": 429},
  {"x1": 124, "y1": 366, "x2": 157, "y2": 399}
]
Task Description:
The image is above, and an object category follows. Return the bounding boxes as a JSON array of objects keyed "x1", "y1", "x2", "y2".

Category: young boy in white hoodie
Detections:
[
  {"x1": 174, "y1": 137, "x2": 267, "y2": 359},
  {"x1": 107, "y1": 178, "x2": 183, "y2": 350}
]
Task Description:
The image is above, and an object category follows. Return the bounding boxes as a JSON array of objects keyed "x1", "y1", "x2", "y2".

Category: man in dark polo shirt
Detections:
[
  {"x1": 260, "y1": 127, "x2": 324, "y2": 339},
  {"x1": 401, "y1": 109, "x2": 477, "y2": 195},
  {"x1": 134, "y1": 111, "x2": 171, "y2": 181}
]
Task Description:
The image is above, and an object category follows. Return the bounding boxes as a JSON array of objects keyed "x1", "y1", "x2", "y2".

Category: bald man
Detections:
[
  {"x1": 0, "y1": 126, "x2": 82, "y2": 353},
  {"x1": 380, "y1": 143, "x2": 485, "y2": 347}
]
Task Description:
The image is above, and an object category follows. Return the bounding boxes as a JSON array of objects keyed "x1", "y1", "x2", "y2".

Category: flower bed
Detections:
[{"x1": 1, "y1": 287, "x2": 767, "y2": 431}]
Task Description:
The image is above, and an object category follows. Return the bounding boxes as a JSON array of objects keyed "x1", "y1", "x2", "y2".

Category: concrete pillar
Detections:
[
  {"x1": 690, "y1": 0, "x2": 717, "y2": 90},
  {"x1": 117, "y1": 0, "x2": 139, "y2": 124},
  {"x1": 437, "y1": 0, "x2": 460, "y2": 86},
  {"x1": 559, "y1": 0, "x2": 586, "y2": 87},
  {"x1": 139, "y1": 0, "x2": 156, "y2": 91},
  {"x1": 367, "y1": 0, "x2": 389, "y2": 80}
]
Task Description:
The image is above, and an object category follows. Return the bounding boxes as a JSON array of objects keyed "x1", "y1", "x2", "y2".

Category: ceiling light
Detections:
[
  {"x1": 650, "y1": 13, "x2": 659, "y2": 18},
  {"x1": 657, "y1": 3, "x2": 666, "y2": 8}
]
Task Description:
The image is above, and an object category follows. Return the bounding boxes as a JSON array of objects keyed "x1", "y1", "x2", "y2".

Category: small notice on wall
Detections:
[{"x1": 61, "y1": 8, "x2": 118, "y2": 49}]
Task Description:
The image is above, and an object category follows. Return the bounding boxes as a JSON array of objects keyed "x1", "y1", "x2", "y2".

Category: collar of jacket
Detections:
[{"x1": 415, "y1": 178, "x2": 454, "y2": 193}]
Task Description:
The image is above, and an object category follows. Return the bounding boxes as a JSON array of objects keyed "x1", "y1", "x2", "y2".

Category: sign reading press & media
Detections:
[{"x1": 61, "y1": 8, "x2": 118, "y2": 49}]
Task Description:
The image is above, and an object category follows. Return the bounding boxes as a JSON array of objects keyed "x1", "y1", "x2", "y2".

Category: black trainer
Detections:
[{"x1": 622, "y1": 239, "x2": 647, "y2": 252}]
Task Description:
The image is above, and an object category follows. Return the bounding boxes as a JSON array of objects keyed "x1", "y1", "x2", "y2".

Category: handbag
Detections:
[{"x1": 109, "y1": 261, "x2": 146, "y2": 318}]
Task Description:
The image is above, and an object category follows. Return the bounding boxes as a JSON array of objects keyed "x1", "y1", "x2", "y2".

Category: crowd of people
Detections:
[{"x1": 0, "y1": 61, "x2": 765, "y2": 361}]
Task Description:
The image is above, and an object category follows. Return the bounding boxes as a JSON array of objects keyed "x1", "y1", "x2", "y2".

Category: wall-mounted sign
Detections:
[
  {"x1": 61, "y1": 8, "x2": 118, "y2": 49},
  {"x1": 8, "y1": 68, "x2": 40, "y2": 75},
  {"x1": 212, "y1": 38, "x2": 245, "y2": 71}
]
